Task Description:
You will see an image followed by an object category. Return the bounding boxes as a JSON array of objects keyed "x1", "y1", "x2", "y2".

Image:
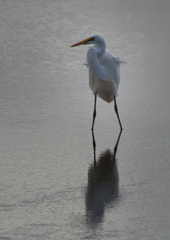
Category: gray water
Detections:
[{"x1": 0, "y1": 0, "x2": 170, "y2": 239}]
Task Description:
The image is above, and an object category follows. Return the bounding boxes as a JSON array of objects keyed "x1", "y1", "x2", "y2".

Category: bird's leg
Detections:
[
  {"x1": 91, "y1": 129, "x2": 96, "y2": 166},
  {"x1": 113, "y1": 129, "x2": 122, "y2": 159},
  {"x1": 114, "y1": 96, "x2": 123, "y2": 130},
  {"x1": 91, "y1": 92, "x2": 97, "y2": 130}
]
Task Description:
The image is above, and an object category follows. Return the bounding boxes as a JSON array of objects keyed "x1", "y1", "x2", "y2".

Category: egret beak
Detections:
[{"x1": 70, "y1": 37, "x2": 92, "y2": 47}]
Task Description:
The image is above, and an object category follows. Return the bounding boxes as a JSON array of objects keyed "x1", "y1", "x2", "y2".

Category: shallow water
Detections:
[{"x1": 0, "y1": 0, "x2": 170, "y2": 239}]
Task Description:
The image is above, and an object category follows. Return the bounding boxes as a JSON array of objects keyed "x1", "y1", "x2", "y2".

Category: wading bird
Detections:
[{"x1": 70, "y1": 34, "x2": 126, "y2": 130}]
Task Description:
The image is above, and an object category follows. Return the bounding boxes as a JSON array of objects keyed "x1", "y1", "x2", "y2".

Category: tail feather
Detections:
[{"x1": 116, "y1": 58, "x2": 127, "y2": 64}]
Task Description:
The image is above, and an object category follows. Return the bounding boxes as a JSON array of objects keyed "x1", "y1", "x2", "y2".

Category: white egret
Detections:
[{"x1": 70, "y1": 34, "x2": 126, "y2": 130}]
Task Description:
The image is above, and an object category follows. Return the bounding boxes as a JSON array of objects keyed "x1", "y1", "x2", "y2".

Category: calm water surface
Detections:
[{"x1": 0, "y1": 0, "x2": 170, "y2": 239}]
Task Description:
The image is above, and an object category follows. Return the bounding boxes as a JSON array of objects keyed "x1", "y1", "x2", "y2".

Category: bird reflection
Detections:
[{"x1": 85, "y1": 130, "x2": 122, "y2": 227}]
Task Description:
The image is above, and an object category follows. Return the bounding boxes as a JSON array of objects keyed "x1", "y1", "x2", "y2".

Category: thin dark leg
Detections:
[
  {"x1": 113, "y1": 129, "x2": 122, "y2": 159},
  {"x1": 91, "y1": 129, "x2": 96, "y2": 166},
  {"x1": 91, "y1": 92, "x2": 97, "y2": 130},
  {"x1": 114, "y1": 96, "x2": 123, "y2": 130}
]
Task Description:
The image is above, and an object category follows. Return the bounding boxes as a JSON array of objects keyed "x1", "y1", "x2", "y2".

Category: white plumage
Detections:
[{"x1": 87, "y1": 48, "x2": 120, "y2": 103}]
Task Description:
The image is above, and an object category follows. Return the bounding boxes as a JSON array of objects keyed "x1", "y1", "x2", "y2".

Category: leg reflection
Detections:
[{"x1": 86, "y1": 130, "x2": 122, "y2": 227}]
